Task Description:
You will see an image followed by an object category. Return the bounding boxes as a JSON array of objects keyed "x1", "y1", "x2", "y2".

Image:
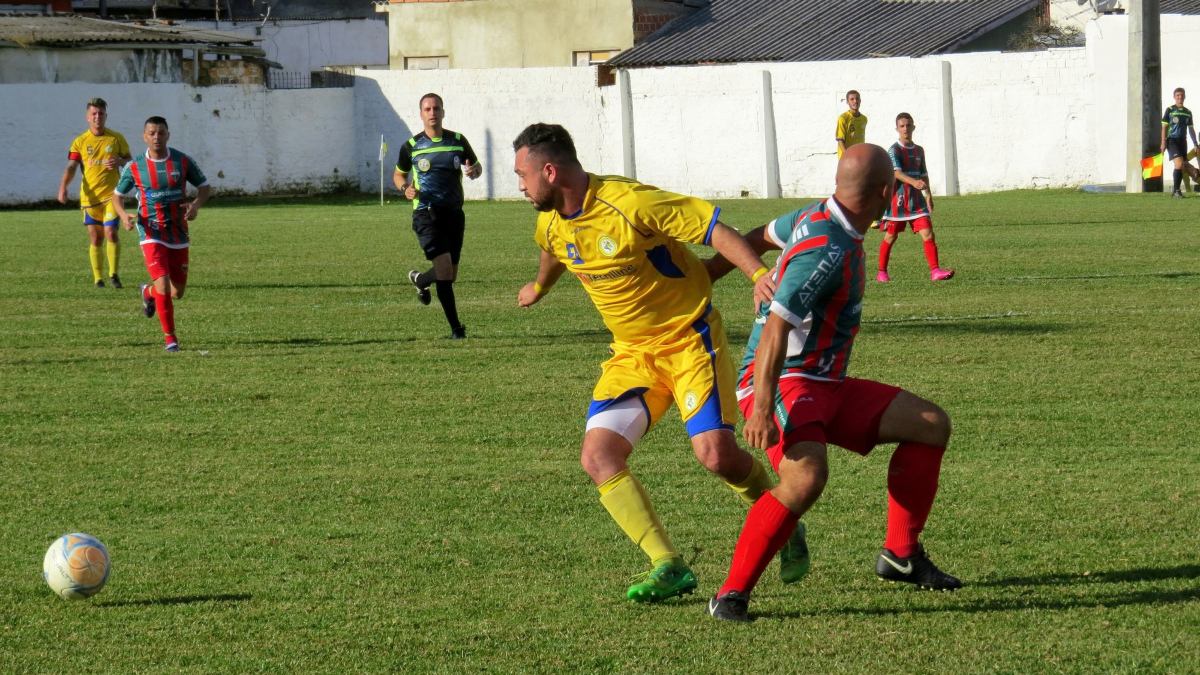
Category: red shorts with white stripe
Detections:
[
  {"x1": 738, "y1": 376, "x2": 901, "y2": 470},
  {"x1": 882, "y1": 216, "x2": 932, "y2": 234},
  {"x1": 141, "y1": 242, "x2": 189, "y2": 285}
]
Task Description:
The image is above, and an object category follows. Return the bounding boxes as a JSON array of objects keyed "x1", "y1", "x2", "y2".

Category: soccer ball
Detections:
[{"x1": 43, "y1": 533, "x2": 110, "y2": 600}]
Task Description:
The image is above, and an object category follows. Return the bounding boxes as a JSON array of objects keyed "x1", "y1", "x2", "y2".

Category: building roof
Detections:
[
  {"x1": 1161, "y1": 0, "x2": 1200, "y2": 13},
  {"x1": 609, "y1": 0, "x2": 1042, "y2": 67},
  {"x1": 0, "y1": 14, "x2": 263, "y2": 54}
]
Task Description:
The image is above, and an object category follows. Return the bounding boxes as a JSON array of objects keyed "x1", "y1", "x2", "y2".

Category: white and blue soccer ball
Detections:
[{"x1": 43, "y1": 533, "x2": 110, "y2": 600}]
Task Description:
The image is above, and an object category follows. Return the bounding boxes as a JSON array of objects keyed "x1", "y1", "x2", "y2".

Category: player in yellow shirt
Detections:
[
  {"x1": 513, "y1": 123, "x2": 810, "y2": 602},
  {"x1": 57, "y1": 97, "x2": 131, "y2": 288},
  {"x1": 835, "y1": 89, "x2": 867, "y2": 158}
]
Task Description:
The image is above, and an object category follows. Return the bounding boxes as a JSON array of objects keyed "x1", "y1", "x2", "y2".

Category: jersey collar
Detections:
[{"x1": 825, "y1": 196, "x2": 863, "y2": 241}]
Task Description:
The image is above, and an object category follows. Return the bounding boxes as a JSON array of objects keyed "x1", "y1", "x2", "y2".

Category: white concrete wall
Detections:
[
  {"x1": 6, "y1": 15, "x2": 1200, "y2": 206},
  {"x1": 353, "y1": 67, "x2": 618, "y2": 201},
  {"x1": 0, "y1": 82, "x2": 354, "y2": 204},
  {"x1": 204, "y1": 19, "x2": 389, "y2": 71},
  {"x1": 1087, "y1": 14, "x2": 1200, "y2": 184}
]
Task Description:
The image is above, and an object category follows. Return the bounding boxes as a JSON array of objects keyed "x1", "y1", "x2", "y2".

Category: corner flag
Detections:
[{"x1": 1141, "y1": 153, "x2": 1163, "y2": 179}]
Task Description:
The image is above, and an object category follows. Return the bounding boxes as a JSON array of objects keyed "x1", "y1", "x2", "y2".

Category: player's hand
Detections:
[
  {"x1": 464, "y1": 161, "x2": 482, "y2": 180},
  {"x1": 404, "y1": 184, "x2": 418, "y2": 201},
  {"x1": 121, "y1": 213, "x2": 135, "y2": 231},
  {"x1": 743, "y1": 410, "x2": 778, "y2": 450},
  {"x1": 184, "y1": 201, "x2": 200, "y2": 221},
  {"x1": 102, "y1": 157, "x2": 118, "y2": 170},
  {"x1": 517, "y1": 282, "x2": 543, "y2": 307},
  {"x1": 913, "y1": 179, "x2": 928, "y2": 191},
  {"x1": 753, "y1": 273, "x2": 776, "y2": 307},
  {"x1": 927, "y1": 195, "x2": 935, "y2": 212},
  {"x1": 56, "y1": 187, "x2": 67, "y2": 204}
]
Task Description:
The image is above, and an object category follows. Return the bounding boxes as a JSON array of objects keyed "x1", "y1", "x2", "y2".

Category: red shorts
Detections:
[
  {"x1": 141, "y1": 243, "x2": 189, "y2": 285},
  {"x1": 882, "y1": 216, "x2": 932, "y2": 235},
  {"x1": 739, "y1": 376, "x2": 902, "y2": 470}
]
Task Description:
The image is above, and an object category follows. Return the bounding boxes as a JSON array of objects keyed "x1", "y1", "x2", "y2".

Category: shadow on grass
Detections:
[
  {"x1": 199, "y1": 282, "x2": 405, "y2": 291},
  {"x1": 1007, "y1": 271, "x2": 1200, "y2": 282},
  {"x1": 974, "y1": 563, "x2": 1200, "y2": 588},
  {"x1": 760, "y1": 586, "x2": 1200, "y2": 620},
  {"x1": 757, "y1": 564, "x2": 1200, "y2": 620},
  {"x1": 866, "y1": 321, "x2": 1069, "y2": 336},
  {"x1": 231, "y1": 336, "x2": 419, "y2": 348},
  {"x1": 98, "y1": 592, "x2": 252, "y2": 608}
]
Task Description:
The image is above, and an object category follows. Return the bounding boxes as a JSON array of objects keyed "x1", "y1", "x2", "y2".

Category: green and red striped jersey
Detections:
[
  {"x1": 738, "y1": 198, "x2": 866, "y2": 394},
  {"x1": 115, "y1": 148, "x2": 207, "y2": 248}
]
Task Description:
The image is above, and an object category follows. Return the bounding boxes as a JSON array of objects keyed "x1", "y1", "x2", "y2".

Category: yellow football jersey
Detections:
[
  {"x1": 68, "y1": 129, "x2": 130, "y2": 208},
  {"x1": 835, "y1": 110, "x2": 867, "y2": 157},
  {"x1": 534, "y1": 174, "x2": 718, "y2": 346}
]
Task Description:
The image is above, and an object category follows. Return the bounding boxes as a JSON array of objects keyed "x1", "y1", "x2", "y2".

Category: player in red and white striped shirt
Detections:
[{"x1": 877, "y1": 113, "x2": 953, "y2": 283}]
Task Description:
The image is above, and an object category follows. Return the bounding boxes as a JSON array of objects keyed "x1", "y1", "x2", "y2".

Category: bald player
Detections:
[{"x1": 707, "y1": 144, "x2": 962, "y2": 623}]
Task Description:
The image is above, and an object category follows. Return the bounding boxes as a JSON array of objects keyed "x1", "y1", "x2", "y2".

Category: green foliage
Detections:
[{"x1": 2, "y1": 191, "x2": 1199, "y2": 672}]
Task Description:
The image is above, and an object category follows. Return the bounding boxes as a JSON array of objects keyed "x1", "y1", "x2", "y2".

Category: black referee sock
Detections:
[
  {"x1": 416, "y1": 268, "x2": 435, "y2": 288},
  {"x1": 435, "y1": 280, "x2": 462, "y2": 331},
  {"x1": 1174, "y1": 169, "x2": 1183, "y2": 193}
]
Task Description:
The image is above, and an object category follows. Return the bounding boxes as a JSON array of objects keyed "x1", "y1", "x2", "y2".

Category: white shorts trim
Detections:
[{"x1": 585, "y1": 396, "x2": 650, "y2": 445}]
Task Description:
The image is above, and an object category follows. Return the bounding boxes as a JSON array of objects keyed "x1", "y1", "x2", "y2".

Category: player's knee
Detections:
[
  {"x1": 920, "y1": 403, "x2": 952, "y2": 447},
  {"x1": 690, "y1": 431, "x2": 742, "y2": 476},
  {"x1": 775, "y1": 452, "x2": 828, "y2": 506}
]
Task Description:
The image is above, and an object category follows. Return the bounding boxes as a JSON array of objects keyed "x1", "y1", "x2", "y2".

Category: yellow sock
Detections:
[
  {"x1": 105, "y1": 240, "x2": 119, "y2": 277},
  {"x1": 88, "y1": 244, "x2": 103, "y2": 282},
  {"x1": 598, "y1": 470, "x2": 678, "y2": 566},
  {"x1": 724, "y1": 456, "x2": 773, "y2": 507}
]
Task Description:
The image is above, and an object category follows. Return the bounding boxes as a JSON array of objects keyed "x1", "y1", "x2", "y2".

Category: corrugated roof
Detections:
[
  {"x1": 609, "y1": 0, "x2": 1042, "y2": 67},
  {"x1": 1161, "y1": 0, "x2": 1200, "y2": 12},
  {"x1": 0, "y1": 15, "x2": 260, "y2": 47}
]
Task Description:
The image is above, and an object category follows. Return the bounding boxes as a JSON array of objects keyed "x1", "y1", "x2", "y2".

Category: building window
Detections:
[
  {"x1": 404, "y1": 56, "x2": 449, "y2": 70},
  {"x1": 573, "y1": 50, "x2": 619, "y2": 67}
]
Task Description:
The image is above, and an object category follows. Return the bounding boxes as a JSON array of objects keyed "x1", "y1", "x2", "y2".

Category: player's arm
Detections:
[
  {"x1": 709, "y1": 221, "x2": 775, "y2": 304},
  {"x1": 111, "y1": 189, "x2": 134, "y2": 230},
  {"x1": 57, "y1": 160, "x2": 80, "y2": 204},
  {"x1": 394, "y1": 144, "x2": 418, "y2": 200},
  {"x1": 921, "y1": 171, "x2": 934, "y2": 211},
  {"x1": 895, "y1": 169, "x2": 926, "y2": 191},
  {"x1": 1161, "y1": 115, "x2": 1169, "y2": 153},
  {"x1": 184, "y1": 185, "x2": 211, "y2": 221},
  {"x1": 704, "y1": 224, "x2": 773, "y2": 282},
  {"x1": 462, "y1": 137, "x2": 482, "y2": 180},
  {"x1": 743, "y1": 312, "x2": 789, "y2": 450},
  {"x1": 518, "y1": 249, "x2": 567, "y2": 307}
]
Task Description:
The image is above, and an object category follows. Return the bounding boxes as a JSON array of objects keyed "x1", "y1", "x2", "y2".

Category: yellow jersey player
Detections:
[
  {"x1": 57, "y1": 97, "x2": 131, "y2": 288},
  {"x1": 513, "y1": 123, "x2": 810, "y2": 603},
  {"x1": 835, "y1": 89, "x2": 866, "y2": 159}
]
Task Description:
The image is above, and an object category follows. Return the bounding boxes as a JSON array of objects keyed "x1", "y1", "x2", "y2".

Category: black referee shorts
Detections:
[
  {"x1": 412, "y1": 206, "x2": 466, "y2": 265},
  {"x1": 1166, "y1": 137, "x2": 1189, "y2": 161}
]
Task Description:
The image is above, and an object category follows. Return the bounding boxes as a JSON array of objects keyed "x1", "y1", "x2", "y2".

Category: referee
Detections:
[{"x1": 394, "y1": 93, "x2": 481, "y2": 339}]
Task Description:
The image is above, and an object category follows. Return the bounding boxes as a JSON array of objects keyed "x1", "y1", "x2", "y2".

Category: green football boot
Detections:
[
  {"x1": 626, "y1": 559, "x2": 698, "y2": 603},
  {"x1": 779, "y1": 521, "x2": 811, "y2": 584}
]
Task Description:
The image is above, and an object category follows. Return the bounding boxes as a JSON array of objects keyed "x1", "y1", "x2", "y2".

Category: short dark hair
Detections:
[
  {"x1": 846, "y1": 89, "x2": 860, "y2": 99},
  {"x1": 512, "y1": 123, "x2": 579, "y2": 166},
  {"x1": 86, "y1": 97, "x2": 107, "y2": 110},
  {"x1": 144, "y1": 116, "x2": 169, "y2": 130},
  {"x1": 1174, "y1": 87, "x2": 1186, "y2": 96},
  {"x1": 896, "y1": 112, "x2": 914, "y2": 124},
  {"x1": 420, "y1": 92, "x2": 443, "y2": 108}
]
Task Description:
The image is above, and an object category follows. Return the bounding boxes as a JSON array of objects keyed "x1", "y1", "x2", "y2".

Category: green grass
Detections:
[{"x1": 2, "y1": 190, "x2": 1199, "y2": 672}]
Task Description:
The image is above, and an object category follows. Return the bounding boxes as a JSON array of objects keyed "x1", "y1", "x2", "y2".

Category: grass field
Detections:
[{"x1": 2, "y1": 190, "x2": 1199, "y2": 672}]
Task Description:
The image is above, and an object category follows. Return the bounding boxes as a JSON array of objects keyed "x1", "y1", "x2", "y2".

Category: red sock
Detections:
[
  {"x1": 878, "y1": 239, "x2": 893, "y2": 272},
  {"x1": 718, "y1": 491, "x2": 798, "y2": 596},
  {"x1": 884, "y1": 442, "x2": 945, "y2": 558},
  {"x1": 154, "y1": 290, "x2": 175, "y2": 339},
  {"x1": 922, "y1": 239, "x2": 940, "y2": 270}
]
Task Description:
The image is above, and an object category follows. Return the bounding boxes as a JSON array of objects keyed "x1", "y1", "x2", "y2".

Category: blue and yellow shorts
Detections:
[{"x1": 586, "y1": 306, "x2": 739, "y2": 441}]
